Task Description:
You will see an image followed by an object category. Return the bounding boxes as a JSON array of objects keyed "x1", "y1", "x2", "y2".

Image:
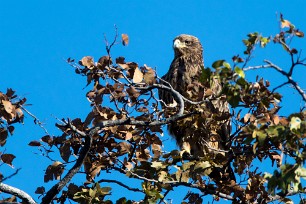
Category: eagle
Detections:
[{"x1": 158, "y1": 34, "x2": 234, "y2": 181}]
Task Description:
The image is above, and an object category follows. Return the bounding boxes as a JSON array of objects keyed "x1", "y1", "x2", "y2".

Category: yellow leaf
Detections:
[
  {"x1": 151, "y1": 161, "x2": 163, "y2": 169},
  {"x1": 290, "y1": 117, "x2": 301, "y2": 130}
]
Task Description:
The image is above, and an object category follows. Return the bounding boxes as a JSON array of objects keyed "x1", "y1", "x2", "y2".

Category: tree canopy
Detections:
[{"x1": 1, "y1": 14, "x2": 306, "y2": 204}]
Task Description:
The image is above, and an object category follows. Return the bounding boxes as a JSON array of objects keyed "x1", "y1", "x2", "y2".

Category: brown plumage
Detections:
[{"x1": 159, "y1": 34, "x2": 234, "y2": 181}]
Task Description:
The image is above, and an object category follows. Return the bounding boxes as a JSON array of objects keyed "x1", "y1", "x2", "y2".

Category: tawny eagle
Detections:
[{"x1": 159, "y1": 34, "x2": 231, "y2": 160}]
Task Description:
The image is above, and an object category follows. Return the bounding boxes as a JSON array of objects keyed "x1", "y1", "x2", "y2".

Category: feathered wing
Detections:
[{"x1": 158, "y1": 34, "x2": 234, "y2": 181}]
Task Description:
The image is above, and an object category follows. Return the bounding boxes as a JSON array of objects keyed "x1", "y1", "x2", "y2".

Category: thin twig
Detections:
[
  {"x1": 112, "y1": 167, "x2": 235, "y2": 201},
  {"x1": 243, "y1": 60, "x2": 306, "y2": 101},
  {"x1": 20, "y1": 106, "x2": 50, "y2": 135},
  {"x1": 98, "y1": 179, "x2": 144, "y2": 193},
  {"x1": 1, "y1": 168, "x2": 21, "y2": 182}
]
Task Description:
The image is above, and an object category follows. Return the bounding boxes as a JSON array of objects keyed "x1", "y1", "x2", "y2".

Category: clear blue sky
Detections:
[{"x1": 1, "y1": 1, "x2": 306, "y2": 203}]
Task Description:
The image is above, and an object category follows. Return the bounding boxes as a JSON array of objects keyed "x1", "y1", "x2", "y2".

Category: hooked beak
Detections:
[{"x1": 173, "y1": 39, "x2": 186, "y2": 49}]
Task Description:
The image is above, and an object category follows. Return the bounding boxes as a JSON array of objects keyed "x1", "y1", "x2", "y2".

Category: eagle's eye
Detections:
[{"x1": 184, "y1": 40, "x2": 192, "y2": 45}]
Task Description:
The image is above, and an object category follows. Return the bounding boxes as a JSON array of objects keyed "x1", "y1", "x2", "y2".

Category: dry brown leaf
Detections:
[
  {"x1": 80, "y1": 56, "x2": 95, "y2": 68},
  {"x1": 136, "y1": 148, "x2": 151, "y2": 161},
  {"x1": 126, "y1": 86, "x2": 140, "y2": 98},
  {"x1": 87, "y1": 164, "x2": 102, "y2": 182},
  {"x1": 205, "y1": 89, "x2": 214, "y2": 96},
  {"x1": 97, "y1": 56, "x2": 112, "y2": 71},
  {"x1": 158, "y1": 171, "x2": 167, "y2": 182},
  {"x1": 143, "y1": 66, "x2": 156, "y2": 85},
  {"x1": 273, "y1": 115, "x2": 280, "y2": 125},
  {"x1": 133, "y1": 67, "x2": 143, "y2": 83},
  {"x1": 28, "y1": 140, "x2": 42, "y2": 147},
  {"x1": 44, "y1": 161, "x2": 64, "y2": 182},
  {"x1": 1, "y1": 153, "x2": 16, "y2": 167},
  {"x1": 60, "y1": 143, "x2": 71, "y2": 162},
  {"x1": 279, "y1": 117, "x2": 289, "y2": 125},
  {"x1": 122, "y1": 34, "x2": 129, "y2": 46},
  {"x1": 2, "y1": 100, "x2": 14, "y2": 115},
  {"x1": 125, "y1": 132, "x2": 132, "y2": 140},
  {"x1": 15, "y1": 108, "x2": 24, "y2": 119},
  {"x1": 41, "y1": 135, "x2": 53, "y2": 145},
  {"x1": 124, "y1": 161, "x2": 133, "y2": 170},
  {"x1": 0, "y1": 128, "x2": 8, "y2": 146},
  {"x1": 243, "y1": 113, "x2": 251, "y2": 123},
  {"x1": 118, "y1": 142, "x2": 132, "y2": 155},
  {"x1": 295, "y1": 31, "x2": 304, "y2": 37},
  {"x1": 117, "y1": 63, "x2": 129, "y2": 69},
  {"x1": 116, "y1": 56, "x2": 125, "y2": 64},
  {"x1": 281, "y1": 20, "x2": 291, "y2": 28},
  {"x1": 35, "y1": 186, "x2": 45, "y2": 195},
  {"x1": 7, "y1": 126, "x2": 14, "y2": 135}
]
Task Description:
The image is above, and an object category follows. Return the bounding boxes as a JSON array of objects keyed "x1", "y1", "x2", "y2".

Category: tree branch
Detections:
[
  {"x1": 264, "y1": 60, "x2": 306, "y2": 101},
  {"x1": 243, "y1": 60, "x2": 306, "y2": 101},
  {"x1": 0, "y1": 183, "x2": 36, "y2": 204},
  {"x1": 266, "y1": 190, "x2": 306, "y2": 203},
  {"x1": 41, "y1": 125, "x2": 98, "y2": 204},
  {"x1": 111, "y1": 167, "x2": 235, "y2": 201}
]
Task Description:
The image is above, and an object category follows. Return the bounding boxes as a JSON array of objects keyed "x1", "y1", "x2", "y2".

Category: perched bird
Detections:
[{"x1": 158, "y1": 34, "x2": 234, "y2": 181}]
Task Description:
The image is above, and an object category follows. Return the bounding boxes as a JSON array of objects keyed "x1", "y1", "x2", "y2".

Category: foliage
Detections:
[{"x1": 1, "y1": 14, "x2": 306, "y2": 203}]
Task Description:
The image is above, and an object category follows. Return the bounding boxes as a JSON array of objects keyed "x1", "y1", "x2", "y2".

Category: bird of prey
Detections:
[{"x1": 158, "y1": 34, "x2": 233, "y2": 180}]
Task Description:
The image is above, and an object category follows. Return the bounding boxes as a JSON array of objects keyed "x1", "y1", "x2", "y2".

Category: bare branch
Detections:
[
  {"x1": 264, "y1": 60, "x2": 306, "y2": 101},
  {"x1": 0, "y1": 183, "x2": 36, "y2": 204},
  {"x1": 104, "y1": 25, "x2": 119, "y2": 56},
  {"x1": 243, "y1": 64, "x2": 271, "y2": 71},
  {"x1": 243, "y1": 60, "x2": 306, "y2": 101}
]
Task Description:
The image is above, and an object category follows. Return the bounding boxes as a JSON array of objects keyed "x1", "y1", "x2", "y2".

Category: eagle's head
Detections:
[{"x1": 173, "y1": 34, "x2": 203, "y2": 58}]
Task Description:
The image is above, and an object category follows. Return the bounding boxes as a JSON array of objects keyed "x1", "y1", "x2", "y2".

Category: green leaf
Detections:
[
  {"x1": 236, "y1": 78, "x2": 248, "y2": 87},
  {"x1": 99, "y1": 187, "x2": 112, "y2": 196},
  {"x1": 212, "y1": 60, "x2": 225, "y2": 69},
  {"x1": 199, "y1": 67, "x2": 211, "y2": 83},
  {"x1": 260, "y1": 37, "x2": 270, "y2": 48},
  {"x1": 256, "y1": 130, "x2": 267, "y2": 145},
  {"x1": 89, "y1": 188, "x2": 96, "y2": 198},
  {"x1": 227, "y1": 94, "x2": 240, "y2": 107},
  {"x1": 234, "y1": 67, "x2": 245, "y2": 78}
]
